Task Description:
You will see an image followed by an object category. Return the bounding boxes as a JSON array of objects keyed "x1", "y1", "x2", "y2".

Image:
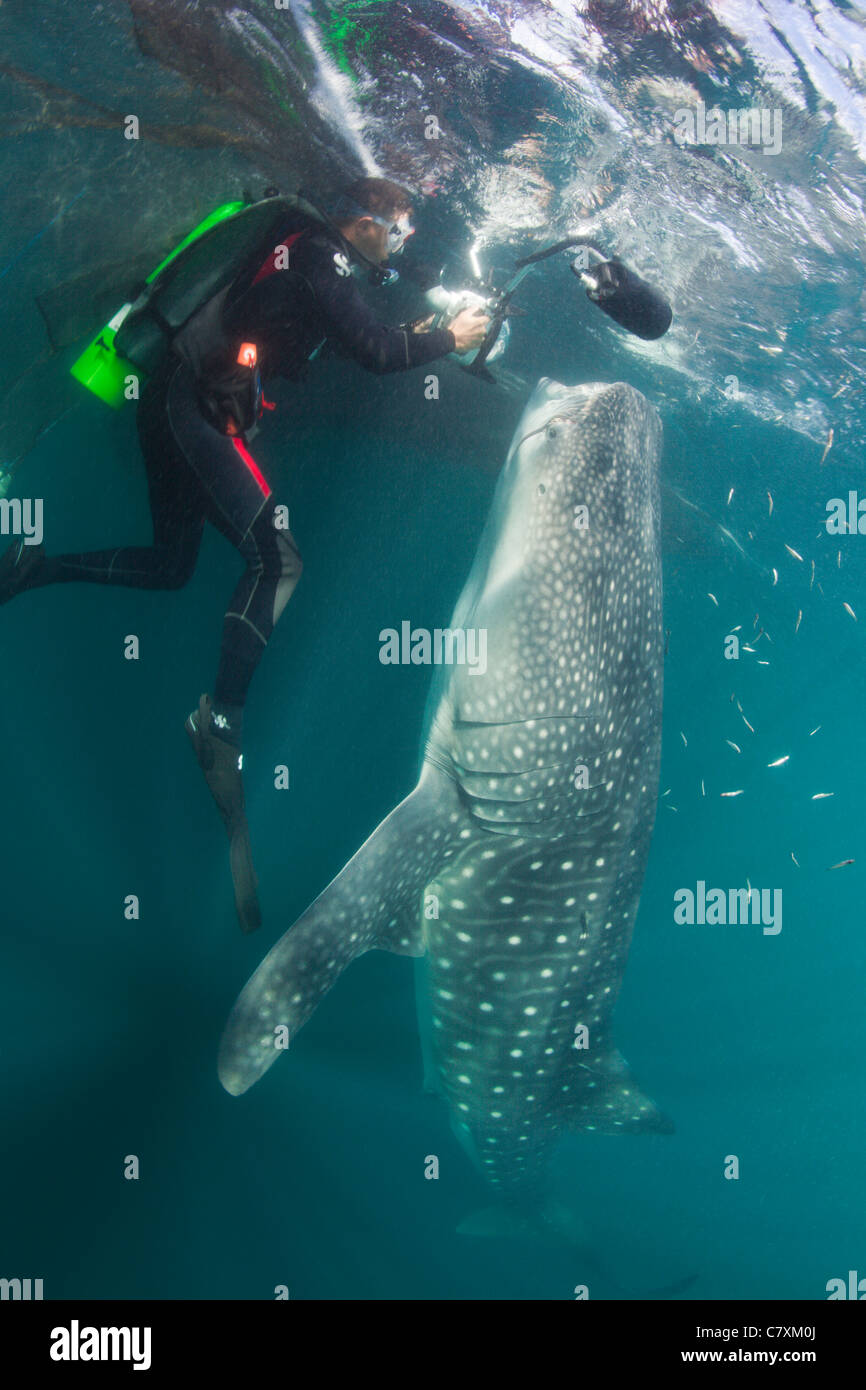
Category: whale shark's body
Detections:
[{"x1": 219, "y1": 377, "x2": 670, "y2": 1205}]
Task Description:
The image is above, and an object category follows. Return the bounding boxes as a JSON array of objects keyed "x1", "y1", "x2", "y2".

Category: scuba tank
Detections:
[{"x1": 69, "y1": 194, "x2": 330, "y2": 419}]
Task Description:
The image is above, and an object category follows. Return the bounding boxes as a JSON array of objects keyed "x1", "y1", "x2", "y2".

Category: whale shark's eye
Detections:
[
  {"x1": 545, "y1": 414, "x2": 569, "y2": 443},
  {"x1": 537, "y1": 483, "x2": 546, "y2": 495}
]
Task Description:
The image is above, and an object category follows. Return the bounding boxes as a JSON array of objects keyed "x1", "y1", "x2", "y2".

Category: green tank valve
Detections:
[{"x1": 70, "y1": 304, "x2": 139, "y2": 408}]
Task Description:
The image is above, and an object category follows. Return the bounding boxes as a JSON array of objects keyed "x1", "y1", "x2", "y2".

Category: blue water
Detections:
[{"x1": 2, "y1": 0, "x2": 865, "y2": 1301}]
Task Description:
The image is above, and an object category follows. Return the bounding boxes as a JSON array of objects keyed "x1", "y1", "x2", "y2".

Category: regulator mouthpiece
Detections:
[{"x1": 576, "y1": 257, "x2": 672, "y2": 340}]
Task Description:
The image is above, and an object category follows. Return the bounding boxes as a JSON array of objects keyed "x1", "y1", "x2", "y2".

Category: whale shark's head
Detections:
[
  {"x1": 504, "y1": 377, "x2": 661, "y2": 565},
  {"x1": 438, "y1": 377, "x2": 663, "y2": 736},
  {"x1": 459, "y1": 378, "x2": 663, "y2": 621}
]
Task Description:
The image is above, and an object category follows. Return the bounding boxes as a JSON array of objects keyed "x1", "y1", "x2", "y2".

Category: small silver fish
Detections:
[{"x1": 820, "y1": 428, "x2": 834, "y2": 465}]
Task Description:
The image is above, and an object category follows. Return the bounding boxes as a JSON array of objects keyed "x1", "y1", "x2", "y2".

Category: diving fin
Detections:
[
  {"x1": 227, "y1": 824, "x2": 262, "y2": 936},
  {"x1": 0, "y1": 539, "x2": 46, "y2": 605},
  {"x1": 185, "y1": 693, "x2": 261, "y2": 934}
]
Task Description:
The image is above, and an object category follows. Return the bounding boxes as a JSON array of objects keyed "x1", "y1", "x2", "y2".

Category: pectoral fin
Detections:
[{"x1": 218, "y1": 766, "x2": 458, "y2": 1096}]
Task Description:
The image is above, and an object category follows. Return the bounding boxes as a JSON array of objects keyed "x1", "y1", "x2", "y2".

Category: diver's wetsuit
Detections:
[{"x1": 17, "y1": 222, "x2": 456, "y2": 729}]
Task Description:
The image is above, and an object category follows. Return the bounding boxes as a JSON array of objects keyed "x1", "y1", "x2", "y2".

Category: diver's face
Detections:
[
  {"x1": 344, "y1": 215, "x2": 391, "y2": 264},
  {"x1": 343, "y1": 208, "x2": 414, "y2": 264}
]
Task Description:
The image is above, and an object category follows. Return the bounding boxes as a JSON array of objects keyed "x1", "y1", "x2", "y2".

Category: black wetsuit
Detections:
[{"x1": 26, "y1": 222, "x2": 456, "y2": 732}]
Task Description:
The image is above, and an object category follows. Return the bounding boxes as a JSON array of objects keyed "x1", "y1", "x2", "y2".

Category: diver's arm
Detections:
[{"x1": 306, "y1": 241, "x2": 455, "y2": 374}]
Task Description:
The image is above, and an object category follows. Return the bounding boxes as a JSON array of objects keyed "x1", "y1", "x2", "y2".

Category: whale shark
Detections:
[{"x1": 219, "y1": 376, "x2": 671, "y2": 1214}]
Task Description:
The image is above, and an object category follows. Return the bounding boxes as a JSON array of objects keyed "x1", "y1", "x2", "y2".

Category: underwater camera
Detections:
[{"x1": 424, "y1": 284, "x2": 513, "y2": 371}]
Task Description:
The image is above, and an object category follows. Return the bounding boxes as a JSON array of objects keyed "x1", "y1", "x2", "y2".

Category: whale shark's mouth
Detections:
[
  {"x1": 512, "y1": 379, "x2": 606, "y2": 459},
  {"x1": 511, "y1": 403, "x2": 590, "y2": 457},
  {"x1": 512, "y1": 416, "x2": 563, "y2": 454}
]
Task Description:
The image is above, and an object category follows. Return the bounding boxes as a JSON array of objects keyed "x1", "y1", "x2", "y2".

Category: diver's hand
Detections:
[{"x1": 449, "y1": 306, "x2": 490, "y2": 354}]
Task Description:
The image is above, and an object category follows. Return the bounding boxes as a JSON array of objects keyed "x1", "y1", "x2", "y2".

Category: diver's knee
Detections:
[
  {"x1": 157, "y1": 551, "x2": 196, "y2": 589},
  {"x1": 165, "y1": 568, "x2": 193, "y2": 590},
  {"x1": 269, "y1": 533, "x2": 302, "y2": 624},
  {"x1": 274, "y1": 529, "x2": 303, "y2": 582}
]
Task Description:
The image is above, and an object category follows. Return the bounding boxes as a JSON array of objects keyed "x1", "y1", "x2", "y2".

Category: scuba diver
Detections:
[{"x1": 0, "y1": 177, "x2": 490, "y2": 933}]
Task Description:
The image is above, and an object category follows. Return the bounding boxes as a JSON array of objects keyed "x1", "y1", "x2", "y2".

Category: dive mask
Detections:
[{"x1": 371, "y1": 212, "x2": 415, "y2": 255}]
